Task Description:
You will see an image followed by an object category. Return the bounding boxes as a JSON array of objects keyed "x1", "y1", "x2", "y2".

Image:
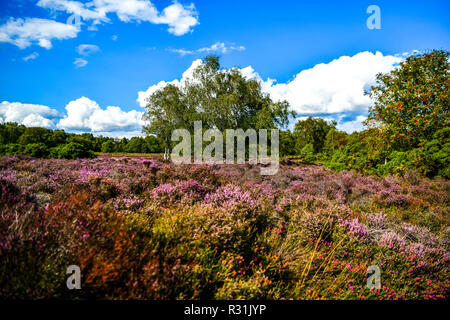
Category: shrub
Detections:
[
  {"x1": 300, "y1": 143, "x2": 316, "y2": 163},
  {"x1": 0, "y1": 156, "x2": 448, "y2": 300},
  {"x1": 55, "y1": 142, "x2": 96, "y2": 159},
  {"x1": 0, "y1": 143, "x2": 24, "y2": 156},
  {"x1": 23, "y1": 143, "x2": 49, "y2": 158}
]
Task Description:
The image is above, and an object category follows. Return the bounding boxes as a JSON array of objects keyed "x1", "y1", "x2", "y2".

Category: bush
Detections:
[
  {"x1": 300, "y1": 143, "x2": 316, "y2": 163},
  {"x1": 327, "y1": 150, "x2": 348, "y2": 172},
  {"x1": 55, "y1": 142, "x2": 96, "y2": 159},
  {"x1": 377, "y1": 151, "x2": 410, "y2": 176},
  {"x1": 101, "y1": 140, "x2": 115, "y2": 153},
  {"x1": 23, "y1": 143, "x2": 49, "y2": 158},
  {"x1": 0, "y1": 143, "x2": 24, "y2": 156}
]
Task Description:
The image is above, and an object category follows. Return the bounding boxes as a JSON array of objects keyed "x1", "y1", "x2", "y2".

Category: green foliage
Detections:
[
  {"x1": 0, "y1": 123, "x2": 162, "y2": 158},
  {"x1": 0, "y1": 143, "x2": 24, "y2": 156},
  {"x1": 293, "y1": 117, "x2": 336, "y2": 154},
  {"x1": 18, "y1": 127, "x2": 52, "y2": 145},
  {"x1": 143, "y1": 55, "x2": 295, "y2": 151},
  {"x1": 323, "y1": 128, "x2": 348, "y2": 155},
  {"x1": 54, "y1": 142, "x2": 96, "y2": 159},
  {"x1": 327, "y1": 150, "x2": 348, "y2": 172},
  {"x1": 67, "y1": 135, "x2": 94, "y2": 151},
  {"x1": 321, "y1": 51, "x2": 450, "y2": 179},
  {"x1": 365, "y1": 50, "x2": 450, "y2": 154},
  {"x1": 279, "y1": 130, "x2": 295, "y2": 157},
  {"x1": 0, "y1": 122, "x2": 26, "y2": 144},
  {"x1": 101, "y1": 140, "x2": 115, "y2": 153},
  {"x1": 145, "y1": 135, "x2": 163, "y2": 153},
  {"x1": 125, "y1": 137, "x2": 146, "y2": 153},
  {"x1": 300, "y1": 143, "x2": 316, "y2": 163},
  {"x1": 23, "y1": 143, "x2": 49, "y2": 158},
  {"x1": 48, "y1": 129, "x2": 68, "y2": 147}
]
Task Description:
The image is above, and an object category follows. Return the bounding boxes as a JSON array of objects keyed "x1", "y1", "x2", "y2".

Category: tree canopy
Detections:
[
  {"x1": 143, "y1": 55, "x2": 294, "y2": 151},
  {"x1": 364, "y1": 50, "x2": 450, "y2": 156}
]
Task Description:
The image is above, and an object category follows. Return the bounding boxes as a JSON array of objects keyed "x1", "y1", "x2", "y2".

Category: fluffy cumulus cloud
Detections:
[
  {"x1": 0, "y1": 17, "x2": 80, "y2": 49},
  {"x1": 245, "y1": 51, "x2": 402, "y2": 115},
  {"x1": 170, "y1": 42, "x2": 245, "y2": 56},
  {"x1": 1, "y1": 98, "x2": 145, "y2": 137},
  {"x1": 137, "y1": 58, "x2": 203, "y2": 107},
  {"x1": 22, "y1": 113, "x2": 56, "y2": 128},
  {"x1": 57, "y1": 96, "x2": 144, "y2": 133},
  {"x1": 37, "y1": 0, "x2": 199, "y2": 36},
  {"x1": 138, "y1": 51, "x2": 403, "y2": 133},
  {"x1": 153, "y1": 2, "x2": 199, "y2": 36},
  {"x1": 0, "y1": 101, "x2": 60, "y2": 128},
  {"x1": 260, "y1": 51, "x2": 402, "y2": 132}
]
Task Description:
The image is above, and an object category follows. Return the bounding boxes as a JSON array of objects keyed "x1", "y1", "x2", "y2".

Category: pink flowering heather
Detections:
[{"x1": 0, "y1": 155, "x2": 448, "y2": 299}]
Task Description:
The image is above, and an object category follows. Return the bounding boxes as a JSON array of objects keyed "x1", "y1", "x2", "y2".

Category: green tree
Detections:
[
  {"x1": 300, "y1": 143, "x2": 316, "y2": 163},
  {"x1": 18, "y1": 127, "x2": 52, "y2": 145},
  {"x1": 144, "y1": 135, "x2": 163, "y2": 153},
  {"x1": 125, "y1": 137, "x2": 146, "y2": 153},
  {"x1": 114, "y1": 138, "x2": 129, "y2": 153},
  {"x1": 143, "y1": 55, "x2": 294, "y2": 157},
  {"x1": 66, "y1": 135, "x2": 94, "y2": 151},
  {"x1": 279, "y1": 130, "x2": 295, "y2": 156},
  {"x1": 55, "y1": 142, "x2": 96, "y2": 159},
  {"x1": 23, "y1": 143, "x2": 49, "y2": 158},
  {"x1": 293, "y1": 117, "x2": 336, "y2": 154},
  {"x1": 101, "y1": 140, "x2": 115, "y2": 153},
  {"x1": 0, "y1": 122, "x2": 26, "y2": 144},
  {"x1": 48, "y1": 129, "x2": 68, "y2": 147},
  {"x1": 324, "y1": 128, "x2": 348, "y2": 155}
]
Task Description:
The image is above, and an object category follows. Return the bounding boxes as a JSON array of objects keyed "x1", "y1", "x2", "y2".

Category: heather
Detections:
[{"x1": 1, "y1": 155, "x2": 448, "y2": 299}]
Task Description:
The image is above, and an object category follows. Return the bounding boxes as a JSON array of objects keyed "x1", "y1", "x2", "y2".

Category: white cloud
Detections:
[
  {"x1": 37, "y1": 0, "x2": 199, "y2": 36},
  {"x1": 74, "y1": 57, "x2": 88, "y2": 68},
  {"x1": 23, "y1": 52, "x2": 39, "y2": 61},
  {"x1": 1, "y1": 98, "x2": 145, "y2": 137},
  {"x1": 111, "y1": 34, "x2": 118, "y2": 41},
  {"x1": 397, "y1": 49, "x2": 422, "y2": 58},
  {"x1": 37, "y1": 0, "x2": 107, "y2": 22},
  {"x1": 93, "y1": 130, "x2": 145, "y2": 139},
  {"x1": 335, "y1": 115, "x2": 367, "y2": 133},
  {"x1": 0, "y1": 101, "x2": 60, "y2": 128},
  {"x1": 197, "y1": 42, "x2": 245, "y2": 54},
  {"x1": 77, "y1": 44, "x2": 100, "y2": 56},
  {"x1": 22, "y1": 113, "x2": 56, "y2": 128},
  {"x1": 57, "y1": 96, "x2": 144, "y2": 133},
  {"x1": 153, "y1": 2, "x2": 199, "y2": 36},
  {"x1": 38, "y1": 38, "x2": 53, "y2": 49},
  {"x1": 137, "y1": 58, "x2": 203, "y2": 107},
  {"x1": 170, "y1": 48, "x2": 195, "y2": 56},
  {"x1": 248, "y1": 51, "x2": 402, "y2": 115},
  {"x1": 170, "y1": 42, "x2": 245, "y2": 56},
  {"x1": 0, "y1": 17, "x2": 79, "y2": 49},
  {"x1": 138, "y1": 51, "x2": 404, "y2": 132}
]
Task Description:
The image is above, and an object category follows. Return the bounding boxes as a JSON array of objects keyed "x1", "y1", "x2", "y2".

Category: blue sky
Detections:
[{"x1": 0, "y1": 0, "x2": 449, "y2": 137}]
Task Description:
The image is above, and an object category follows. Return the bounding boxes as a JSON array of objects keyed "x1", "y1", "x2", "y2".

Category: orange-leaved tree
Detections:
[{"x1": 363, "y1": 50, "x2": 449, "y2": 160}]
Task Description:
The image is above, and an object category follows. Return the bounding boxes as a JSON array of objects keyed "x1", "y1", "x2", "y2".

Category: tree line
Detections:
[
  {"x1": 1, "y1": 50, "x2": 448, "y2": 178},
  {"x1": 0, "y1": 124, "x2": 163, "y2": 159},
  {"x1": 142, "y1": 51, "x2": 449, "y2": 178}
]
